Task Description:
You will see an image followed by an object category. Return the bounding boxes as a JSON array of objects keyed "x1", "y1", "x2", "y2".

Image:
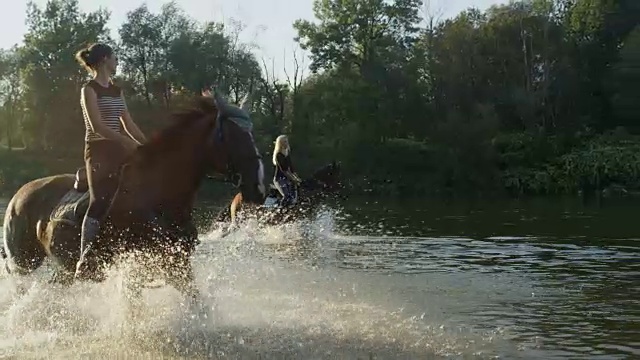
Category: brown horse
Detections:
[
  {"x1": 213, "y1": 161, "x2": 342, "y2": 235},
  {"x1": 2, "y1": 96, "x2": 265, "y2": 305}
]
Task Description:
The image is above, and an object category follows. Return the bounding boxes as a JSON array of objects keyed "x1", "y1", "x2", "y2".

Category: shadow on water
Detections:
[{"x1": 0, "y1": 196, "x2": 639, "y2": 359}]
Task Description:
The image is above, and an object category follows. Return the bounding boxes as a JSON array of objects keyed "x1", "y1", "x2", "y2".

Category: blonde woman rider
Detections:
[{"x1": 272, "y1": 135, "x2": 301, "y2": 206}]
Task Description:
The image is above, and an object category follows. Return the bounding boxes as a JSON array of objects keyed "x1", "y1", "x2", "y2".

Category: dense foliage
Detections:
[{"x1": 0, "y1": 0, "x2": 639, "y2": 197}]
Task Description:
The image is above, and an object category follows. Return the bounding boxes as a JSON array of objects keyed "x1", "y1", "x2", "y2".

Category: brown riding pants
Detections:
[{"x1": 83, "y1": 139, "x2": 130, "y2": 221}]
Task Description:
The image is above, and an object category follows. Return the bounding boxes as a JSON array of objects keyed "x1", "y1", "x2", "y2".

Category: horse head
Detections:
[
  {"x1": 123, "y1": 96, "x2": 265, "y2": 208},
  {"x1": 207, "y1": 97, "x2": 266, "y2": 204},
  {"x1": 309, "y1": 160, "x2": 342, "y2": 192}
]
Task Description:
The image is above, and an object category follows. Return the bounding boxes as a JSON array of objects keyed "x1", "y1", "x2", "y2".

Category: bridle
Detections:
[{"x1": 207, "y1": 111, "x2": 262, "y2": 188}]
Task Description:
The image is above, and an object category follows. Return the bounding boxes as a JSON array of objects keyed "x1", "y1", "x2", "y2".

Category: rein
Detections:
[{"x1": 207, "y1": 113, "x2": 260, "y2": 188}]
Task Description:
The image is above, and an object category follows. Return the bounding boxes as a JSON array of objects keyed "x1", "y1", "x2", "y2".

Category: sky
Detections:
[{"x1": 0, "y1": 0, "x2": 506, "y2": 79}]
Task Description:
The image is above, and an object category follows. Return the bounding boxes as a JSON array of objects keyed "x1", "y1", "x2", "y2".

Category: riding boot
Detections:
[
  {"x1": 79, "y1": 216, "x2": 100, "y2": 260},
  {"x1": 279, "y1": 185, "x2": 290, "y2": 207},
  {"x1": 282, "y1": 189, "x2": 294, "y2": 207}
]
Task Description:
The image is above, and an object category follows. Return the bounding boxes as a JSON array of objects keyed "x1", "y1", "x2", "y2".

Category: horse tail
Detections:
[
  {"x1": 0, "y1": 244, "x2": 7, "y2": 275},
  {"x1": 2, "y1": 202, "x2": 31, "y2": 274},
  {"x1": 2, "y1": 212, "x2": 11, "y2": 273}
]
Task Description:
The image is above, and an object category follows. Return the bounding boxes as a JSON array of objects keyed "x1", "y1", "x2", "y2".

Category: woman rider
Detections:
[
  {"x1": 272, "y1": 135, "x2": 302, "y2": 206},
  {"x1": 74, "y1": 43, "x2": 147, "y2": 273}
]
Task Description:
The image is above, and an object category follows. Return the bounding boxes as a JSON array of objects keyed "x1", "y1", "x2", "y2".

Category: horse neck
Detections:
[
  {"x1": 153, "y1": 150, "x2": 206, "y2": 219},
  {"x1": 119, "y1": 144, "x2": 207, "y2": 223},
  {"x1": 300, "y1": 178, "x2": 316, "y2": 191},
  {"x1": 303, "y1": 170, "x2": 328, "y2": 191},
  {"x1": 303, "y1": 171, "x2": 337, "y2": 193}
]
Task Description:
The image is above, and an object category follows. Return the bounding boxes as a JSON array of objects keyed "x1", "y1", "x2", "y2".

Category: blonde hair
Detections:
[{"x1": 272, "y1": 134, "x2": 290, "y2": 165}]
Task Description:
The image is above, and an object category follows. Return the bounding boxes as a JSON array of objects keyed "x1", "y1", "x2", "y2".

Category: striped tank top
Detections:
[{"x1": 82, "y1": 80, "x2": 126, "y2": 142}]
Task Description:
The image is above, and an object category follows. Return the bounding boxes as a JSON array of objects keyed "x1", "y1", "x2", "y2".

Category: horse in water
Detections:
[
  {"x1": 1, "y1": 96, "x2": 265, "y2": 307},
  {"x1": 213, "y1": 161, "x2": 342, "y2": 233}
]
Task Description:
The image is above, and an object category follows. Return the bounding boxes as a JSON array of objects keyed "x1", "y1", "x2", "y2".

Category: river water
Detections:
[{"x1": 0, "y1": 196, "x2": 638, "y2": 359}]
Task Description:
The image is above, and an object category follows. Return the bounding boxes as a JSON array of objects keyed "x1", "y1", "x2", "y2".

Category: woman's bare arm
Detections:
[
  {"x1": 276, "y1": 154, "x2": 300, "y2": 183},
  {"x1": 119, "y1": 93, "x2": 146, "y2": 144}
]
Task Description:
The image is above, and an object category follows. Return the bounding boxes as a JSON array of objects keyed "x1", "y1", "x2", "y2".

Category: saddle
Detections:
[{"x1": 49, "y1": 167, "x2": 91, "y2": 225}]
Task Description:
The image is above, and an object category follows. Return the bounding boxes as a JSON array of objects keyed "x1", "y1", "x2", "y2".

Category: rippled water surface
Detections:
[{"x1": 1, "y1": 196, "x2": 639, "y2": 359}]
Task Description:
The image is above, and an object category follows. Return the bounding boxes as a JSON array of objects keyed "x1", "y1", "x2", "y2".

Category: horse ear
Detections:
[{"x1": 202, "y1": 95, "x2": 217, "y2": 109}]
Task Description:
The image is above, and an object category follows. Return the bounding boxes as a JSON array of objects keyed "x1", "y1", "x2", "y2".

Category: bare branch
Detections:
[
  {"x1": 260, "y1": 56, "x2": 277, "y2": 117},
  {"x1": 292, "y1": 46, "x2": 303, "y2": 90},
  {"x1": 282, "y1": 45, "x2": 307, "y2": 93},
  {"x1": 292, "y1": 50, "x2": 299, "y2": 91},
  {"x1": 271, "y1": 57, "x2": 278, "y2": 89},
  {"x1": 299, "y1": 48, "x2": 306, "y2": 83},
  {"x1": 283, "y1": 49, "x2": 292, "y2": 89},
  {"x1": 260, "y1": 57, "x2": 272, "y2": 88},
  {"x1": 421, "y1": 0, "x2": 444, "y2": 30}
]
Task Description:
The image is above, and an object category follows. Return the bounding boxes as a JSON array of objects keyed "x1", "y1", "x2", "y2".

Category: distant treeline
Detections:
[{"x1": 0, "y1": 0, "x2": 639, "y2": 198}]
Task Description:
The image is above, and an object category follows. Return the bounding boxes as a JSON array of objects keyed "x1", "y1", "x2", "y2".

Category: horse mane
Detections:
[{"x1": 138, "y1": 96, "x2": 218, "y2": 157}]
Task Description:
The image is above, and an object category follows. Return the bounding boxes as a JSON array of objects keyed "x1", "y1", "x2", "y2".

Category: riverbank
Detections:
[
  {"x1": 3, "y1": 131, "x2": 640, "y2": 199},
  {"x1": 296, "y1": 130, "x2": 640, "y2": 199},
  {"x1": 0, "y1": 149, "x2": 50, "y2": 196}
]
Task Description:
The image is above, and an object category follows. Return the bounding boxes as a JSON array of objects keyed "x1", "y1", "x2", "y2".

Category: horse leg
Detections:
[
  {"x1": 47, "y1": 221, "x2": 81, "y2": 287},
  {"x1": 164, "y1": 255, "x2": 213, "y2": 324},
  {"x1": 47, "y1": 269, "x2": 75, "y2": 286},
  {"x1": 3, "y1": 216, "x2": 46, "y2": 296},
  {"x1": 122, "y1": 271, "x2": 144, "y2": 320},
  {"x1": 165, "y1": 256, "x2": 200, "y2": 302},
  {"x1": 216, "y1": 193, "x2": 244, "y2": 239},
  {"x1": 219, "y1": 220, "x2": 239, "y2": 239}
]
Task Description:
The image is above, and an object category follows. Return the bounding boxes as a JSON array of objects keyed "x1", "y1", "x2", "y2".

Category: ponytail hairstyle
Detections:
[{"x1": 75, "y1": 43, "x2": 113, "y2": 73}]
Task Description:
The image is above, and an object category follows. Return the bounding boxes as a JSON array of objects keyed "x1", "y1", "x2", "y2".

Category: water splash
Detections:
[{"x1": 0, "y1": 209, "x2": 518, "y2": 359}]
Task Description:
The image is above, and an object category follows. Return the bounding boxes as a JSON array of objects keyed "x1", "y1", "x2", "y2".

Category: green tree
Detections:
[
  {"x1": 19, "y1": 0, "x2": 110, "y2": 151},
  {"x1": 293, "y1": 0, "x2": 424, "y2": 146},
  {"x1": 118, "y1": 1, "x2": 194, "y2": 107},
  {"x1": 4, "y1": 0, "x2": 640, "y2": 197},
  {"x1": 609, "y1": 26, "x2": 640, "y2": 127},
  {"x1": 0, "y1": 48, "x2": 23, "y2": 149}
]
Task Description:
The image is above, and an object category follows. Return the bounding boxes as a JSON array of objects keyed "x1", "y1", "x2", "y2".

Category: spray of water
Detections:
[{"x1": 0, "y1": 208, "x2": 516, "y2": 359}]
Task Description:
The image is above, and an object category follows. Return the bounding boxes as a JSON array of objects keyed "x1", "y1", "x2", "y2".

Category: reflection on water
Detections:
[
  {"x1": 330, "y1": 235, "x2": 639, "y2": 358},
  {"x1": 0, "y1": 196, "x2": 639, "y2": 359}
]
